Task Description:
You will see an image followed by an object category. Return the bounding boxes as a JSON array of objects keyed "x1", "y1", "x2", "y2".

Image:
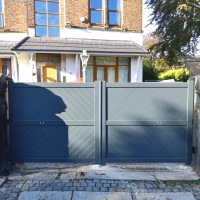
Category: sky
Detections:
[{"x1": 143, "y1": 1, "x2": 156, "y2": 34}]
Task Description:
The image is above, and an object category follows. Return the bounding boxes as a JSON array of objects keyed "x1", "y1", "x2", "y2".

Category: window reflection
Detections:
[
  {"x1": 0, "y1": 0, "x2": 3, "y2": 27},
  {"x1": 90, "y1": 0, "x2": 103, "y2": 25}
]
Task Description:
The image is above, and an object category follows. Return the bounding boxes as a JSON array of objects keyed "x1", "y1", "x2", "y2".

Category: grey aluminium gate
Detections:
[
  {"x1": 101, "y1": 81, "x2": 194, "y2": 164},
  {"x1": 9, "y1": 82, "x2": 100, "y2": 163},
  {"x1": 8, "y1": 80, "x2": 193, "y2": 164}
]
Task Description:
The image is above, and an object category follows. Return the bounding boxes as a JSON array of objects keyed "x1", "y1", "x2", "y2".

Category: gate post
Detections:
[
  {"x1": 187, "y1": 78, "x2": 194, "y2": 164},
  {"x1": 95, "y1": 81, "x2": 102, "y2": 164},
  {"x1": 94, "y1": 81, "x2": 106, "y2": 165},
  {"x1": 101, "y1": 81, "x2": 106, "y2": 165}
]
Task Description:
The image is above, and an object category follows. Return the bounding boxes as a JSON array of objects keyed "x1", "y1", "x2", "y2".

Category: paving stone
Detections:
[
  {"x1": 103, "y1": 183, "x2": 110, "y2": 187},
  {"x1": 62, "y1": 186, "x2": 70, "y2": 191},
  {"x1": 109, "y1": 188, "x2": 117, "y2": 192},
  {"x1": 93, "y1": 187, "x2": 99, "y2": 192},
  {"x1": 93, "y1": 180, "x2": 100, "y2": 183},
  {"x1": 65, "y1": 182, "x2": 73, "y2": 187},
  {"x1": 18, "y1": 191, "x2": 72, "y2": 200},
  {"x1": 80, "y1": 182, "x2": 87, "y2": 187},
  {"x1": 69, "y1": 187, "x2": 76, "y2": 191},
  {"x1": 23, "y1": 173, "x2": 58, "y2": 181},
  {"x1": 135, "y1": 192, "x2": 196, "y2": 200},
  {"x1": 85, "y1": 187, "x2": 93, "y2": 191},
  {"x1": 96, "y1": 183, "x2": 102, "y2": 187},
  {"x1": 77, "y1": 187, "x2": 85, "y2": 191},
  {"x1": 73, "y1": 191, "x2": 132, "y2": 200},
  {"x1": 84, "y1": 171, "x2": 156, "y2": 181},
  {"x1": 87, "y1": 182, "x2": 95, "y2": 187},
  {"x1": 155, "y1": 171, "x2": 199, "y2": 181},
  {"x1": 100, "y1": 187, "x2": 108, "y2": 192}
]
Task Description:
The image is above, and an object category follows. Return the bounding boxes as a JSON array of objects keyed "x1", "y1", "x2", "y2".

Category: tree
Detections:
[{"x1": 146, "y1": 0, "x2": 200, "y2": 66}]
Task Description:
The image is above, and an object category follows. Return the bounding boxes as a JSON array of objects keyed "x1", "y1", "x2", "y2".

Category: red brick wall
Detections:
[
  {"x1": 2, "y1": 0, "x2": 142, "y2": 33},
  {"x1": 4, "y1": 0, "x2": 27, "y2": 32},
  {"x1": 123, "y1": 0, "x2": 142, "y2": 32}
]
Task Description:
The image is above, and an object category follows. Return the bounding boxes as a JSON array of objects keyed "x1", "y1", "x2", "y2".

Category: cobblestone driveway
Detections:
[
  {"x1": 0, "y1": 164, "x2": 200, "y2": 200},
  {"x1": 1, "y1": 178, "x2": 200, "y2": 199}
]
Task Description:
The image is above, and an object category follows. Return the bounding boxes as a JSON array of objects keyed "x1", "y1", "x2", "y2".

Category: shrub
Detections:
[
  {"x1": 158, "y1": 68, "x2": 190, "y2": 82},
  {"x1": 143, "y1": 65, "x2": 159, "y2": 81}
]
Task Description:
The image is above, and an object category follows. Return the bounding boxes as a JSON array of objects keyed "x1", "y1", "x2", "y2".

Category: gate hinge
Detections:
[{"x1": 192, "y1": 146, "x2": 196, "y2": 154}]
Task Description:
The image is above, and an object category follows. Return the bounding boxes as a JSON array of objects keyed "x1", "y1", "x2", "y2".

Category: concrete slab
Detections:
[
  {"x1": 83, "y1": 171, "x2": 156, "y2": 181},
  {"x1": 23, "y1": 172, "x2": 58, "y2": 181},
  {"x1": 18, "y1": 191, "x2": 72, "y2": 200},
  {"x1": 59, "y1": 172, "x2": 76, "y2": 180},
  {"x1": 10, "y1": 163, "x2": 200, "y2": 181},
  {"x1": 135, "y1": 192, "x2": 196, "y2": 200},
  {"x1": 73, "y1": 192, "x2": 132, "y2": 200},
  {"x1": 0, "y1": 178, "x2": 6, "y2": 187},
  {"x1": 155, "y1": 171, "x2": 199, "y2": 181}
]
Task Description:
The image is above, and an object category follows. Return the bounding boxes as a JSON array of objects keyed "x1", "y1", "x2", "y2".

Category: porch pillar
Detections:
[
  {"x1": 29, "y1": 53, "x2": 37, "y2": 82},
  {"x1": 131, "y1": 56, "x2": 143, "y2": 82}
]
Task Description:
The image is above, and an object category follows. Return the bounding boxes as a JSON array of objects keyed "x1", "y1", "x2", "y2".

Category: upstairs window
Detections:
[
  {"x1": 90, "y1": 0, "x2": 104, "y2": 25},
  {"x1": 35, "y1": 0, "x2": 60, "y2": 37},
  {"x1": 89, "y1": 0, "x2": 122, "y2": 27},
  {"x1": 108, "y1": 0, "x2": 121, "y2": 26},
  {"x1": 0, "y1": 0, "x2": 3, "y2": 27}
]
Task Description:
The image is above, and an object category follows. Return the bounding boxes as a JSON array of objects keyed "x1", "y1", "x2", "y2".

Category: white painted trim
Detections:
[
  {"x1": 60, "y1": 28, "x2": 144, "y2": 46},
  {"x1": 16, "y1": 51, "x2": 147, "y2": 57}
]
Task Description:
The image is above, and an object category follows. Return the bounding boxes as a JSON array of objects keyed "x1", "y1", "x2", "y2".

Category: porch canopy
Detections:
[
  {"x1": 11, "y1": 37, "x2": 148, "y2": 56},
  {"x1": 0, "y1": 41, "x2": 17, "y2": 56}
]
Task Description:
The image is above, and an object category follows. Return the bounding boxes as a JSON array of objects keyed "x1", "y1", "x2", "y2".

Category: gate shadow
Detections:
[{"x1": 10, "y1": 83, "x2": 69, "y2": 162}]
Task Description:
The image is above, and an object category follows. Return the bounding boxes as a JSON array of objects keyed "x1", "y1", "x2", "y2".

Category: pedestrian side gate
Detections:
[{"x1": 8, "y1": 80, "x2": 194, "y2": 164}]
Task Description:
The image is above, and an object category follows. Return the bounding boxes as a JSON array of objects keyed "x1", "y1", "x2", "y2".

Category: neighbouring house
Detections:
[{"x1": 0, "y1": 0, "x2": 147, "y2": 83}]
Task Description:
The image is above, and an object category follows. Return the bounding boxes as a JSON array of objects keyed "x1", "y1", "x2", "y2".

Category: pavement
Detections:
[{"x1": 0, "y1": 163, "x2": 200, "y2": 200}]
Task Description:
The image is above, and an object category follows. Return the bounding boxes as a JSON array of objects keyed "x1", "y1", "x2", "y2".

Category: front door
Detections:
[{"x1": 42, "y1": 66, "x2": 57, "y2": 82}]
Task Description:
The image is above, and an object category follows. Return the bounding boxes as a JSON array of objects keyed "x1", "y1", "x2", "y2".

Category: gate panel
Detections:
[
  {"x1": 9, "y1": 83, "x2": 95, "y2": 162},
  {"x1": 103, "y1": 82, "x2": 193, "y2": 164}
]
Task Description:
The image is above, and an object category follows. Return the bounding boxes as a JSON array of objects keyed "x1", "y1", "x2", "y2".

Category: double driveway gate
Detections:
[{"x1": 9, "y1": 80, "x2": 194, "y2": 164}]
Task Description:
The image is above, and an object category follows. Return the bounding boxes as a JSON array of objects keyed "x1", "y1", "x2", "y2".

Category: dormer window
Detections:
[
  {"x1": 35, "y1": 0, "x2": 60, "y2": 37},
  {"x1": 0, "y1": 0, "x2": 3, "y2": 27}
]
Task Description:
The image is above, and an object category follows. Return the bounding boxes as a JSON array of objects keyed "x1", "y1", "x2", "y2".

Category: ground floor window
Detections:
[
  {"x1": 36, "y1": 54, "x2": 61, "y2": 82},
  {"x1": 0, "y1": 58, "x2": 11, "y2": 77},
  {"x1": 85, "y1": 57, "x2": 130, "y2": 82}
]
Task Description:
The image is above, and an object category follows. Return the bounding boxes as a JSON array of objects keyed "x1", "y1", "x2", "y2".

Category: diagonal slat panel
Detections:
[
  {"x1": 107, "y1": 87, "x2": 187, "y2": 121},
  {"x1": 68, "y1": 126, "x2": 95, "y2": 160}
]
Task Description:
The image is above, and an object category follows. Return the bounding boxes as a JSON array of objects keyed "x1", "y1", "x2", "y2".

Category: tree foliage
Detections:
[{"x1": 146, "y1": 0, "x2": 200, "y2": 65}]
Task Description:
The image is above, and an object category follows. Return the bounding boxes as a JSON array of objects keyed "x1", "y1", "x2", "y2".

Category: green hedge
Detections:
[
  {"x1": 158, "y1": 68, "x2": 190, "y2": 82},
  {"x1": 143, "y1": 65, "x2": 159, "y2": 81}
]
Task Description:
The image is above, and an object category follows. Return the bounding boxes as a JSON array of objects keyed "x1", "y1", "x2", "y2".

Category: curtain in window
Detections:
[
  {"x1": 119, "y1": 66, "x2": 129, "y2": 82},
  {"x1": 86, "y1": 66, "x2": 93, "y2": 82},
  {"x1": 108, "y1": 67, "x2": 115, "y2": 82},
  {"x1": 97, "y1": 67, "x2": 104, "y2": 80}
]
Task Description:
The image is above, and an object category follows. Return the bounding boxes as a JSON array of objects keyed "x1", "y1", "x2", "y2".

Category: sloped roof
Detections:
[
  {"x1": 0, "y1": 41, "x2": 18, "y2": 54},
  {"x1": 12, "y1": 37, "x2": 148, "y2": 55}
]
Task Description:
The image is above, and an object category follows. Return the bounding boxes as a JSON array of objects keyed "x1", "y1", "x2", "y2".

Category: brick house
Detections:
[{"x1": 0, "y1": 0, "x2": 147, "y2": 83}]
